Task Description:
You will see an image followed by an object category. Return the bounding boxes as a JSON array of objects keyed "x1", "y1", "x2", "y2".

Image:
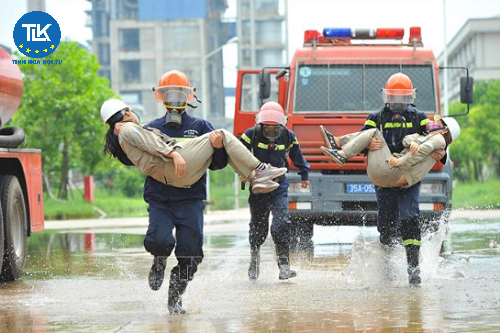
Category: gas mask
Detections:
[
  {"x1": 389, "y1": 103, "x2": 408, "y2": 115},
  {"x1": 262, "y1": 124, "x2": 282, "y2": 140},
  {"x1": 165, "y1": 109, "x2": 184, "y2": 130}
]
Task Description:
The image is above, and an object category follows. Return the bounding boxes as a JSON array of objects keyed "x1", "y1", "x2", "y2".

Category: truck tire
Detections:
[
  {"x1": 0, "y1": 127, "x2": 26, "y2": 149},
  {"x1": 0, "y1": 175, "x2": 28, "y2": 281}
]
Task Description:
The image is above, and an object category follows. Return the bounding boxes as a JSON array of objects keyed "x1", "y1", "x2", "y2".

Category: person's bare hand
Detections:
[
  {"x1": 172, "y1": 152, "x2": 186, "y2": 178},
  {"x1": 209, "y1": 131, "x2": 224, "y2": 148},
  {"x1": 367, "y1": 137, "x2": 384, "y2": 151},
  {"x1": 302, "y1": 180, "x2": 310, "y2": 188},
  {"x1": 113, "y1": 122, "x2": 125, "y2": 135},
  {"x1": 239, "y1": 175, "x2": 247, "y2": 183},
  {"x1": 410, "y1": 142, "x2": 420, "y2": 154},
  {"x1": 388, "y1": 157, "x2": 402, "y2": 168},
  {"x1": 431, "y1": 148, "x2": 446, "y2": 161}
]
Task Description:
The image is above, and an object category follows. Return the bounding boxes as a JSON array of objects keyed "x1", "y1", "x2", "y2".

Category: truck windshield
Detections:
[{"x1": 294, "y1": 64, "x2": 436, "y2": 113}]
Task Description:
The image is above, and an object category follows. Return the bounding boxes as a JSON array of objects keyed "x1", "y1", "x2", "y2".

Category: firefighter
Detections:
[
  {"x1": 144, "y1": 70, "x2": 227, "y2": 314},
  {"x1": 240, "y1": 102, "x2": 310, "y2": 280},
  {"x1": 360, "y1": 73, "x2": 447, "y2": 285}
]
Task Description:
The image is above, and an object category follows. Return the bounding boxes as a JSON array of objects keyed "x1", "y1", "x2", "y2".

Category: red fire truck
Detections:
[
  {"x1": 0, "y1": 46, "x2": 44, "y2": 280},
  {"x1": 233, "y1": 27, "x2": 473, "y2": 248}
]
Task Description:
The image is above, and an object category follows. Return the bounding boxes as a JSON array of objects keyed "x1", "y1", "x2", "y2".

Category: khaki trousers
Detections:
[
  {"x1": 162, "y1": 129, "x2": 260, "y2": 188},
  {"x1": 339, "y1": 128, "x2": 402, "y2": 188}
]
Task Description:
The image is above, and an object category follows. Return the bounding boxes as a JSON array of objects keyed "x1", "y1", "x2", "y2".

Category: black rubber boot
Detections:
[
  {"x1": 148, "y1": 256, "x2": 166, "y2": 291},
  {"x1": 276, "y1": 245, "x2": 297, "y2": 280},
  {"x1": 406, "y1": 245, "x2": 421, "y2": 285},
  {"x1": 168, "y1": 273, "x2": 188, "y2": 314},
  {"x1": 248, "y1": 246, "x2": 260, "y2": 280}
]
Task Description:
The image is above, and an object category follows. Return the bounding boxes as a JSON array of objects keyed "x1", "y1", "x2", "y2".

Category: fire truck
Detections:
[
  {"x1": 0, "y1": 46, "x2": 44, "y2": 280},
  {"x1": 233, "y1": 27, "x2": 473, "y2": 248}
]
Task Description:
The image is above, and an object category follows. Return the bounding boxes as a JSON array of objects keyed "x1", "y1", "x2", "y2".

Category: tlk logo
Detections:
[{"x1": 22, "y1": 24, "x2": 51, "y2": 41}]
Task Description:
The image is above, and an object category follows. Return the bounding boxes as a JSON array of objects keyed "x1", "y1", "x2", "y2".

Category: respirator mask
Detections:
[{"x1": 262, "y1": 124, "x2": 282, "y2": 140}]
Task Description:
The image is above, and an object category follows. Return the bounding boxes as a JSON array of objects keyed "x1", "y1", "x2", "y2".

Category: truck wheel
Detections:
[
  {"x1": 0, "y1": 175, "x2": 28, "y2": 281},
  {"x1": 0, "y1": 127, "x2": 26, "y2": 149}
]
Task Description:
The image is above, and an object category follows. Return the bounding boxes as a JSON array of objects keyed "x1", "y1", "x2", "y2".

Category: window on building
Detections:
[
  {"x1": 119, "y1": 29, "x2": 140, "y2": 51},
  {"x1": 121, "y1": 91, "x2": 142, "y2": 105},
  {"x1": 98, "y1": 43, "x2": 110, "y2": 65},
  {"x1": 163, "y1": 25, "x2": 200, "y2": 52},
  {"x1": 120, "y1": 60, "x2": 140, "y2": 83}
]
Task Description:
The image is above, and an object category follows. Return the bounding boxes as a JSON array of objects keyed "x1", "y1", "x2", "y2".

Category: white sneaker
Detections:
[
  {"x1": 252, "y1": 179, "x2": 279, "y2": 194},
  {"x1": 252, "y1": 164, "x2": 287, "y2": 183}
]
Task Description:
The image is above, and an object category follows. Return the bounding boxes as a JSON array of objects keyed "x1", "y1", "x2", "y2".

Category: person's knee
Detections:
[{"x1": 144, "y1": 230, "x2": 175, "y2": 256}]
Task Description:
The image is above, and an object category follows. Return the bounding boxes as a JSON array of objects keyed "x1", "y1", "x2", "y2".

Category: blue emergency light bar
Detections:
[{"x1": 323, "y1": 28, "x2": 352, "y2": 39}]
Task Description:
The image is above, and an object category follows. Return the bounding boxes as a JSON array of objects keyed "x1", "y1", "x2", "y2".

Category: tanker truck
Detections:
[{"x1": 0, "y1": 45, "x2": 44, "y2": 280}]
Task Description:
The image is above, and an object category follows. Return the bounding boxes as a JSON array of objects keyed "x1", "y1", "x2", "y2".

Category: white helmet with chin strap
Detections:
[
  {"x1": 100, "y1": 99, "x2": 129, "y2": 124},
  {"x1": 442, "y1": 117, "x2": 460, "y2": 141}
]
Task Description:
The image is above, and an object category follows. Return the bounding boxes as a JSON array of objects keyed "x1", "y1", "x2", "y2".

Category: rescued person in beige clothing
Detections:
[
  {"x1": 100, "y1": 99, "x2": 286, "y2": 193},
  {"x1": 319, "y1": 116, "x2": 460, "y2": 188}
]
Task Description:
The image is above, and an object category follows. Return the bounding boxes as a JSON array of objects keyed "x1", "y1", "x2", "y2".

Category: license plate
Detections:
[{"x1": 346, "y1": 183, "x2": 375, "y2": 193}]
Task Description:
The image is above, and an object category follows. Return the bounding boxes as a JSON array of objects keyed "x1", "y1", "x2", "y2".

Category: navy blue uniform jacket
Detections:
[
  {"x1": 240, "y1": 127, "x2": 310, "y2": 181},
  {"x1": 143, "y1": 112, "x2": 228, "y2": 202}
]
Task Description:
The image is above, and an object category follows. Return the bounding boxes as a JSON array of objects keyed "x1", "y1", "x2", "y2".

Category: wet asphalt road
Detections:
[{"x1": 1, "y1": 210, "x2": 500, "y2": 332}]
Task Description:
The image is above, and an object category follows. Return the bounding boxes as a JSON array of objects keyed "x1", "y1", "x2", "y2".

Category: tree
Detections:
[
  {"x1": 12, "y1": 42, "x2": 116, "y2": 199},
  {"x1": 449, "y1": 79, "x2": 500, "y2": 181}
]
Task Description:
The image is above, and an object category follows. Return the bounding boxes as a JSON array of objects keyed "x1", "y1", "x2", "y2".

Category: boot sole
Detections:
[
  {"x1": 319, "y1": 125, "x2": 334, "y2": 149},
  {"x1": 279, "y1": 272, "x2": 297, "y2": 280},
  {"x1": 251, "y1": 183, "x2": 279, "y2": 194}
]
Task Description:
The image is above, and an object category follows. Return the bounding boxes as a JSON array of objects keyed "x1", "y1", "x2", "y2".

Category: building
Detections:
[
  {"x1": 86, "y1": 0, "x2": 234, "y2": 125},
  {"x1": 237, "y1": 0, "x2": 288, "y2": 68},
  {"x1": 438, "y1": 16, "x2": 500, "y2": 102},
  {"x1": 235, "y1": 0, "x2": 288, "y2": 113}
]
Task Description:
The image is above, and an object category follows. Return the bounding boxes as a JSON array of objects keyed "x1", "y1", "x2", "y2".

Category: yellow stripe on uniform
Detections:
[
  {"x1": 420, "y1": 118, "x2": 430, "y2": 126},
  {"x1": 241, "y1": 133, "x2": 251, "y2": 144},
  {"x1": 384, "y1": 122, "x2": 414, "y2": 128},
  {"x1": 364, "y1": 119, "x2": 377, "y2": 127},
  {"x1": 403, "y1": 239, "x2": 421, "y2": 246},
  {"x1": 256, "y1": 142, "x2": 287, "y2": 150}
]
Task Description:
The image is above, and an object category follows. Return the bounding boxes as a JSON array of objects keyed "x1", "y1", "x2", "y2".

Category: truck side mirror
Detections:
[
  {"x1": 460, "y1": 76, "x2": 474, "y2": 104},
  {"x1": 259, "y1": 71, "x2": 271, "y2": 100}
]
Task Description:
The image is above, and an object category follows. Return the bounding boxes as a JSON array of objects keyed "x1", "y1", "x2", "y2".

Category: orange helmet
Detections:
[
  {"x1": 153, "y1": 70, "x2": 194, "y2": 109},
  {"x1": 255, "y1": 102, "x2": 287, "y2": 125},
  {"x1": 382, "y1": 73, "x2": 416, "y2": 104}
]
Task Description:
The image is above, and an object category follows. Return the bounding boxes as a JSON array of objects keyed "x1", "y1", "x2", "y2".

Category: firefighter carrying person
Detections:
[
  {"x1": 343, "y1": 72, "x2": 446, "y2": 285},
  {"x1": 101, "y1": 99, "x2": 288, "y2": 192},
  {"x1": 109, "y1": 70, "x2": 227, "y2": 314},
  {"x1": 240, "y1": 102, "x2": 311, "y2": 280}
]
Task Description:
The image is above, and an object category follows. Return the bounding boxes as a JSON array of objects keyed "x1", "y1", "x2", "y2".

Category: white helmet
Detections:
[
  {"x1": 442, "y1": 117, "x2": 460, "y2": 141},
  {"x1": 100, "y1": 99, "x2": 129, "y2": 124}
]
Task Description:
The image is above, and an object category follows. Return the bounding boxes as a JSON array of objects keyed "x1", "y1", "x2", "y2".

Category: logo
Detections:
[{"x1": 13, "y1": 11, "x2": 61, "y2": 59}]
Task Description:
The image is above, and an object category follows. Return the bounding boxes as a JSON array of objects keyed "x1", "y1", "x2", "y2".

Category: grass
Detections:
[
  {"x1": 452, "y1": 178, "x2": 500, "y2": 210},
  {"x1": 43, "y1": 178, "x2": 500, "y2": 220},
  {"x1": 210, "y1": 186, "x2": 249, "y2": 211},
  {"x1": 43, "y1": 189, "x2": 148, "y2": 220}
]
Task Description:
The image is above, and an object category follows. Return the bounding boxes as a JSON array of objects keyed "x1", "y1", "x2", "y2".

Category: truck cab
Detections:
[{"x1": 234, "y1": 27, "x2": 472, "y2": 249}]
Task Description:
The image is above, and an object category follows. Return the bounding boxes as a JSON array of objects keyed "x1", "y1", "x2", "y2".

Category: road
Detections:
[{"x1": 1, "y1": 209, "x2": 500, "y2": 332}]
